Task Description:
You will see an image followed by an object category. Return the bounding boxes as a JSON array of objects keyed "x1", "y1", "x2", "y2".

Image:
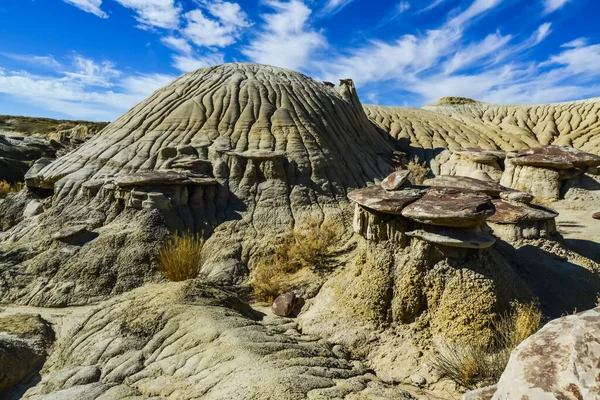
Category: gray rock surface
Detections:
[
  {"x1": 20, "y1": 282, "x2": 413, "y2": 399},
  {"x1": 0, "y1": 314, "x2": 54, "y2": 393}
]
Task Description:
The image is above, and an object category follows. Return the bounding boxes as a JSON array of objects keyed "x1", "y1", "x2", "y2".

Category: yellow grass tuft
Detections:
[
  {"x1": 406, "y1": 156, "x2": 430, "y2": 185},
  {"x1": 0, "y1": 181, "x2": 24, "y2": 198},
  {"x1": 433, "y1": 301, "x2": 543, "y2": 390},
  {"x1": 158, "y1": 232, "x2": 205, "y2": 282},
  {"x1": 250, "y1": 217, "x2": 343, "y2": 302}
]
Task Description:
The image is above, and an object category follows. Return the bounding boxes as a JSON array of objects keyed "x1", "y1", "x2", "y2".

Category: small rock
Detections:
[
  {"x1": 593, "y1": 212, "x2": 600, "y2": 220},
  {"x1": 272, "y1": 293, "x2": 298, "y2": 317},
  {"x1": 23, "y1": 199, "x2": 43, "y2": 218},
  {"x1": 410, "y1": 374, "x2": 426, "y2": 387},
  {"x1": 381, "y1": 170, "x2": 410, "y2": 191}
]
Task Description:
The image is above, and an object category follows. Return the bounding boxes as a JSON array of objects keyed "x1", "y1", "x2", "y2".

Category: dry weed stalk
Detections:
[
  {"x1": 406, "y1": 157, "x2": 429, "y2": 185},
  {"x1": 433, "y1": 301, "x2": 543, "y2": 390},
  {"x1": 158, "y1": 231, "x2": 205, "y2": 282},
  {"x1": 0, "y1": 181, "x2": 24, "y2": 198},
  {"x1": 250, "y1": 217, "x2": 343, "y2": 302}
]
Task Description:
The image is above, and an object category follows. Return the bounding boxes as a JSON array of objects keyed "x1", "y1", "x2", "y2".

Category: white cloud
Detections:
[
  {"x1": 322, "y1": 0, "x2": 356, "y2": 15},
  {"x1": 397, "y1": 1, "x2": 411, "y2": 13},
  {"x1": 545, "y1": 42, "x2": 600, "y2": 75},
  {"x1": 113, "y1": 0, "x2": 182, "y2": 29},
  {"x1": 0, "y1": 53, "x2": 62, "y2": 69},
  {"x1": 420, "y1": 0, "x2": 447, "y2": 12},
  {"x1": 448, "y1": 0, "x2": 503, "y2": 28},
  {"x1": 0, "y1": 55, "x2": 175, "y2": 121},
  {"x1": 183, "y1": 5, "x2": 250, "y2": 48},
  {"x1": 172, "y1": 53, "x2": 225, "y2": 72},
  {"x1": 161, "y1": 36, "x2": 193, "y2": 54},
  {"x1": 242, "y1": 0, "x2": 327, "y2": 70},
  {"x1": 543, "y1": 0, "x2": 571, "y2": 14},
  {"x1": 62, "y1": 0, "x2": 107, "y2": 18}
]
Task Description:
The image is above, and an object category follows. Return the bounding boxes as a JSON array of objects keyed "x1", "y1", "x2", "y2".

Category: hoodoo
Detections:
[{"x1": 0, "y1": 63, "x2": 396, "y2": 306}]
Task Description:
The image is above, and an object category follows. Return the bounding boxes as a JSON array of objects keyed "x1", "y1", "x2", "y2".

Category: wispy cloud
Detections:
[
  {"x1": 542, "y1": 0, "x2": 571, "y2": 14},
  {"x1": 182, "y1": 4, "x2": 251, "y2": 47},
  {"x1": 242, "y1": 0, "x2": 326, "y2": 70},
  {"x1": 321, "y1": 0, "x2": 356, "y2": 15},
  {"x1": 420, "y1": 0, "x2": 447, "y2": 12},
  {"x1": 0, "y1": 53, "x2": 62, "y2": 69},
  {"x1": 62, "y1": 0, "x2": 107, "y2": 18},
  {"x1": 172, "y1": 53, "x2": 225, "y2": 72},
  {"x1": 0, "y1": 55, "x2": 174, "y2": 120},
  {"x1": 113, "y1": 0, "x2": 182, "y2": 29}
]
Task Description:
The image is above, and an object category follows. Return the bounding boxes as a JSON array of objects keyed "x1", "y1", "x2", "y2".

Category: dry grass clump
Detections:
[
  {"x1": 0, "y1": 181, "x2": 23, "y2": 198},
  {"x1": 250, "y1": 217, "x2": 343, "y2": 302},
  {"x1": 406, "y1": 157, "x2": 430, "y2": 185},
  {"x1": 158, "y1": 231, "x2": 205, "y2": 282},
  {"x1": 433, "y1": 301, "x2": 543, "y2": 390}
]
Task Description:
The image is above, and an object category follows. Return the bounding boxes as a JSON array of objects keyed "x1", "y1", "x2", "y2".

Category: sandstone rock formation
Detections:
[
  {"x1": 464, "y1": 307, "x2": 600, "y2": 400},
  {"x1": 0, "y1": 63, "x2": 395, "y2": 307},
  {"x1": 0, "y1": 136, "x2": 56, "y2": 184},
  {"x1": 501, "y1": 146, "x2": 600, "y2": 200},
  {"x1": 0, "y1": 314, "x2": 54, "y2": 394},
  {"x1": 19, "y1": 282, "x2": 413, "y2": 400}
]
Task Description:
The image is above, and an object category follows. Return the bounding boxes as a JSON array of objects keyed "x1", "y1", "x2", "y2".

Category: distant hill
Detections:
[{"x1": 0, "y1": 115, "x2": 108, "y2": 139}]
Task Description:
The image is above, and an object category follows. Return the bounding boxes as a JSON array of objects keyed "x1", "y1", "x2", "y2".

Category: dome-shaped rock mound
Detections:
[
  {"x1": 34, "y1": 63, "x2": 393, "y2": 200},
  {"x1": 0, "y1": 63, "x2": 396, "y2": 306}
]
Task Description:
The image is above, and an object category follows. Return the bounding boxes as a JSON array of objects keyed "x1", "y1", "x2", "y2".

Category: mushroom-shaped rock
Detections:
[
  {"x1": 487, "y1": 200, "x2": 558, "y2": 241},
  {"x1": 225, "y1": 149, "x2": 286, "y2": 160},
  {"x1": 406, "y1": 226, "x2": 495, "y2": 249},
  {"x1": 381, "y1": 170, "x2": 410, "y2": 191},
  {"x1": 454, "y1": 149, "x2": 505, "y2": 164},
  {"x1": 488, "y1": 200, "x2": 558, "y2": 224},
  {"x1": 423, "y1": 175, "x2": 511, "y2": 198},
  {"x1": 401, "y1": 187, "x2": 494, "y2": 228},
  {"x1": 512, "y1": 145, "x2": 600, "y2": 169},
  {"x1": 347, "y1": 186, "x2": 424, "y2": 215},
  {"x1": 114, "y1": 171, "x2": 217, "y2": 188},
  {"x1": 435, "y1": 149, "x2": 505, "y2": 182}
]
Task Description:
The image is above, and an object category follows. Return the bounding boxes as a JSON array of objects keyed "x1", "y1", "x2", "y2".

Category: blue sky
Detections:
[{"x1": 0, "y1": 0, "x2": 598, "y2": 121}]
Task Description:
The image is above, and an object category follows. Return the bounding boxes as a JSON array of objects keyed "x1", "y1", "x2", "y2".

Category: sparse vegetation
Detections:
[
  {"x1": 250, "y1": 217, "x2": 343, "y2": 302},
  {"x1": 0, "y1": 181, "x2": 24, "y2": 198},
  {"x1": 433, "y1": 301, "x2": 543, "y2": 390},
  {"x1": 406, "y1": 156, "x2": 430, "y2": 185},
  {"x1": 158, "y1": 232, "x2": 205, "y2": 282}
]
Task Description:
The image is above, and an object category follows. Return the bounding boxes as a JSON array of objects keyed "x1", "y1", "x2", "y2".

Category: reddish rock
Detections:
[
  {"x1": 347, "y1": 186, "x2": 424, "y2": 215},
  {"x1": 272, "y1": 293, "x2": 299, "y2": 317},
  {"x1": 424, "y1": 175, "x2": 511, "y2": 197},
  {"x1": 511, "y1": 145, "x2": 600, "y2": 170},
  {"x1": 401, "y1": 187, "x2": 494, "y2": 228},
  {"x1": 381, "y1": 170, "x2": 410, "y2": 191},
  {"x1": 488, "y1": 200, "x2": 558, "y2": 224}
]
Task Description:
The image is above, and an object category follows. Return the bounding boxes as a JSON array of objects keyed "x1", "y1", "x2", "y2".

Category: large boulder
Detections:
[
  {"x1": 467, "y1": 307, "x2": 600, "y2": 399},
  {"x1": 0, "y1": 314, "x2": 54, "y2": 393}
]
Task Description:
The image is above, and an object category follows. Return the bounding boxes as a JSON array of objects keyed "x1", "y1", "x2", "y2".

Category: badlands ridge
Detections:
[{"x1": 0, "y1": 63, "x2": 599, "y2": 399}]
